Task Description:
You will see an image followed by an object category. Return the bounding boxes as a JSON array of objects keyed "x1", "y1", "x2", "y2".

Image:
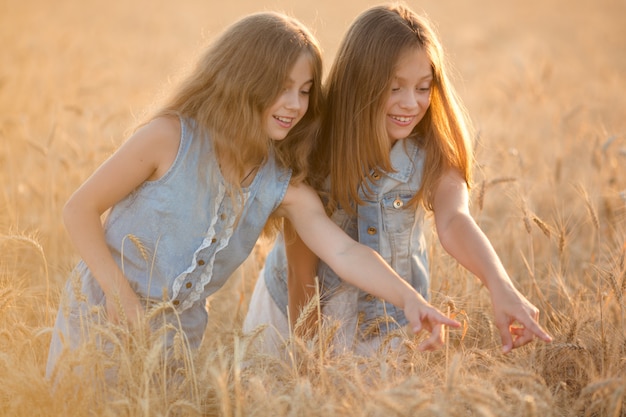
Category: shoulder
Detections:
[
  {"x1": 432, "y1": 168, "x2": 470, "y2": 218},
  {"x1": 436, "y1": 168, "x2": 467, "y2": 191},
  {"x1": 137, "y1": 115, "x2": 181, "y2": 145},
  {"x1": 283, "y1": 182, "x2": 318, "y2": 203},
  {"x1": 132, "y1": 115, "x2": 182, "y2": 181},
  {"x1": 276, "y1": 182, "x2": 323, "y2": 218}
]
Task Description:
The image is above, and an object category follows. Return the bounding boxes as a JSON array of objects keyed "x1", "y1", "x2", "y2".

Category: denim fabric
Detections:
[
  {"x1": 265, "y1": 138, "x2": 429, "y2": 337},
  {"x1": 47, "y1": 116, "x2": 291, "y2": 377}
]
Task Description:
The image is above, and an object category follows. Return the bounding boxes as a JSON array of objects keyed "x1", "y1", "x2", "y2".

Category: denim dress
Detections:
[
  {"x1": 260, "y1": 137, "x2": 428, "y2": 343},
  {"x1": 46, "y1": 117, "x2": 291, "y2": 377}
]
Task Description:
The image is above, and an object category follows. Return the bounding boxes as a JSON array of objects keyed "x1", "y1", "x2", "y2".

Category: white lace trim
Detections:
[
  {"x1": 170, "y1": 182, "x2": 227, "y2": 311},
  {"x1": 170, "y1": 183, "x2": 250, "y2": 312}
]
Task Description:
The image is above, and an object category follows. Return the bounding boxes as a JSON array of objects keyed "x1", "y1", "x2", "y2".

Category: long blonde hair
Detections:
[
  {"x1": 156, "y1": 12, "x2": 323, "y2": 187},
  {"x1": 311, "y1": 3, "x2": 473, "y2": 214}
]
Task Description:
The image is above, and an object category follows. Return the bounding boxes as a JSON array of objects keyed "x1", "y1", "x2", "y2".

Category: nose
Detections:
[
  {"x1": 399, "y1": 90, "x2": 419, "y2": 110},
  {"x1": 284, "y1": 90, "x2": 301, "y2": 111}
]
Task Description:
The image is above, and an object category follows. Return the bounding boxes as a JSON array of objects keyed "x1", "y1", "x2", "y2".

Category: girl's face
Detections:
[
  {"x1": 385, "y1": 47, "x2": 433, "y2": 143},
  {"x1": 264, "y1": 53, "x2": 313, "y2": 141}
]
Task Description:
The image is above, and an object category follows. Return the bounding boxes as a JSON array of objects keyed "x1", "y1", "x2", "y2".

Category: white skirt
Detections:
[{"x1": 243, "y1": 271, "x2": 405, "y2": 358}]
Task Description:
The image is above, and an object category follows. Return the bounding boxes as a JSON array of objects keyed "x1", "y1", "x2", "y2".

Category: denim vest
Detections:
[
  {"x1": 58, "y1": 116, "x2": 291, "y2": 346},
  {"x1": 265, "y1": 138, "x2": 429, "y2": 337}
]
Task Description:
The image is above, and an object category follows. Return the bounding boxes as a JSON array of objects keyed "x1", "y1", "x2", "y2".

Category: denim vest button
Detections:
[
  {"x1": 393, "y1": 198, "x2": 403, "y2": 208},
  {"x1": 372, "y1": 172, "x2": 381, "y2": 180},
  {"x1": 172, "y1": 300, "x2": 180, "y2": 306},
  {"x1": 211, "y1": 238, "x2": 217, "y2": 243},
  {"x1": 367, "y1": 227, "x2": 377, "y2": 235},
  {"x1": 185, "y1": 282, "x2": 192, "y2": 288},
  {"x1": 220, "y1": 213, "x2": 227, "y2": 221},
  {"x1": 198, "y1": 259, "x2": 205, "y2": 266}
]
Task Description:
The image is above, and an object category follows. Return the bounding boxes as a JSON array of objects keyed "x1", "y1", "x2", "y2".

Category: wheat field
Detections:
[{"x1": 1, "y1": 0, "x2": 625, "y2": 415}]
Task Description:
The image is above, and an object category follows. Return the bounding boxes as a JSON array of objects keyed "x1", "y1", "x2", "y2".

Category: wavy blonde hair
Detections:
[
  {"x1": 156, "y1": 11, "x2": 323, "y2": 188},
  {"x1": 311, "y1": 3, "x2": 473, "y2": 214}
]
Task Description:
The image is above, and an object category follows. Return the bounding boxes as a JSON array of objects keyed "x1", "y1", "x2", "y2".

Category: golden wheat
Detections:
[{"x1": 2, "y1": 0, "x2": 626, "y2": 415}]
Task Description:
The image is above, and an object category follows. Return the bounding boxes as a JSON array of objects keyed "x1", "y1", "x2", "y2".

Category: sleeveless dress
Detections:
[
  {"x1": 46, "y1": 116, "x2": 292, "y2": 378},
  {"x1": 244, "y1": 138, "x2": 429, "y2": 356}
]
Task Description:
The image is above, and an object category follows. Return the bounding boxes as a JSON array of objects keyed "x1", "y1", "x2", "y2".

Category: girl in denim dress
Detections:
[
  {"x1": 46, "y1": 11, "x2": 459, "y2": 383},
  {"x1": 244, "y1": 4, "x2": 552, "y2": 357}
]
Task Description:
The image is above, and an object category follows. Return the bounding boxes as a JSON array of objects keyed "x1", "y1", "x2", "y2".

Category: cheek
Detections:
[
  {"x1": 300, "y1": 97, "x2": 310, "y2": 115},
  {"x1": 383, "y1": 97, "x2": 396, "y2": 114},
  {"x1": 262, "y1": 109, "x2": 271, "y2": 126}
]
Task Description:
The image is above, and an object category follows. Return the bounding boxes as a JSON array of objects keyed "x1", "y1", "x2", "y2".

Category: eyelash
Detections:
[
  {"x1": 282, "y1": 87, "x2": 311, "y2": 95},
  {"x1": 391, "y1": 86, "x2": 431, "y2": 92}
]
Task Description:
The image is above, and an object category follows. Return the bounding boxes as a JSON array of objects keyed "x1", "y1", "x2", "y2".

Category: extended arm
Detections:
[
  {"x1": 433, "y1": 169, "x2": 552, "y2": 352},
  {"x1": 276, "y1": 183, "x2": 460, "y2": 336}
]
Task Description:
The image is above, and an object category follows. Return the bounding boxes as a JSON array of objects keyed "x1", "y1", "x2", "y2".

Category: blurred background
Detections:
[{"x1": 1, "y1": 0, "x2": 625, "y2": 415}]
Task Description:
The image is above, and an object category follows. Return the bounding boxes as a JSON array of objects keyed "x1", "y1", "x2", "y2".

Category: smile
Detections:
[
  {"x1": 273, "y1": 116, "x2": 295, "y2": 127},
  {"x1": 389, "y1": 115, "x2": 414, "y2": 125}
]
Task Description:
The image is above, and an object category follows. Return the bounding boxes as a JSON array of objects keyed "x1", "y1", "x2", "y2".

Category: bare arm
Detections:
[
  {"x1": 275, "y1": 183, "x2": 460, "y2": 335},
  {"x1": 63, "y1": 116, "x2": 181, "y2": 327},
  {"x1": 284, "y1": 219, "x2": 319, "y2": 335},
  {"x1": 433, "y1": 169, "x2": 552, "y2": 352}
]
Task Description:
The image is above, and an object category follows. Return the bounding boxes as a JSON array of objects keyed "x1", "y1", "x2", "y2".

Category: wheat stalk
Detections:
[
  {"x1": 314, "y1": 277, "x2": 324, "y2": 366},
  {"x1": 531, "y1": 214, "x2": 552, "y2": 238},
  {"x1": 488, "y1": 176, "x2": 517, "y2": 187},
  {"x1": 521, "y1": 201, "x2": 533, "y2": 234},
  {"x1": 292, "y1": 294, "x2": 319, "y2": 338},
  {"x1": 574, "y1": 183, "x2": 600, "y2": 230},
  {"x1": 477, "y1": 179, "x2": 486, "y2": 211},
  {"x1": 123, "y1": 234, "x2": 150, "y2": 262},
  {"x1": 0, "y1": 233, "x2": 51, "y2": 321}
]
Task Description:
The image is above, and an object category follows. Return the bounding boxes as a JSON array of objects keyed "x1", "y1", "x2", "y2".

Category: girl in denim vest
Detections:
[
  {"x1": 244, "y1": 4, "x2": 552, "y2": 356},
  {"x1": 46, "y1": 11, "x2": 459, "y2": 382}
]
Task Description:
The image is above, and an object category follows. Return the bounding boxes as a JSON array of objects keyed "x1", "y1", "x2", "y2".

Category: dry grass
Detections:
[{"x1": 1, "y1": 0, "x2": 625, "y2": 415}]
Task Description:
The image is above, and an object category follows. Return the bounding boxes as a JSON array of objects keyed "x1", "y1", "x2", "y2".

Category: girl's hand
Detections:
[
  {"x1": 403, "y1": 294, "x2": 460, "y2": 342},
  {"x1": 490, "y1": 285, "x2": 552, "y2": 353},
  {"x1": 104, "y1": 288, "x2": 145, "y2": 329},
  {"x1": 416, "y1": 323, "x2": 445, "y2": 351}
]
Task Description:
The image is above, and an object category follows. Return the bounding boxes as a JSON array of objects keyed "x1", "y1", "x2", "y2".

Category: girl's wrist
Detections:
[
  {"x1": 481, "y1": 270, "x2": 516, "y2": 293},
  {"x1": 402, "y1": 288, "x2": 427, "y2": 311}
]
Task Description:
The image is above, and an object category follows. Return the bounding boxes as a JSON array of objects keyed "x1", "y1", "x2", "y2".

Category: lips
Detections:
[
  {"x1": 273, "y1": 115, "x2": 295, "y2": 128},
  {"x1": 389, "y1": 115, "x2": 415, "y2": 126}
]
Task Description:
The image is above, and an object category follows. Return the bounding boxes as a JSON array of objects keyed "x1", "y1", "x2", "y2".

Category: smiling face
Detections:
[
  {"x1": 385, "y1": 47, "x2": 433, "y2": 143},
  {"x1": 264, "y1": 53, "x2": 313, "y2": 141}
]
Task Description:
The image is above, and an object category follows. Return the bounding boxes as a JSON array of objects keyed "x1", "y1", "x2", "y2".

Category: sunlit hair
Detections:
[
  {"x1": 156, "y1": 11, "x2": 323, "y2": 187},
  {"x1": 311, "y1": 3, "x2": 473, "y2": 214}
]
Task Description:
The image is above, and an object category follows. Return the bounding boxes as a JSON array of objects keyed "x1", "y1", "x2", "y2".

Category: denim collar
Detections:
[{"x1": 384, "y1": 138, "x2": 420, "y2": 184}]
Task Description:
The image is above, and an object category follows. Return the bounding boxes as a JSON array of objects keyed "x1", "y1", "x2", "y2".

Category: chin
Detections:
[
  {"x1": 269, "y1": 133, "x2": 288, "y2": 141},
  {"x1": 390, "y1": 131, "x2": 412, "y2": 141}
]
